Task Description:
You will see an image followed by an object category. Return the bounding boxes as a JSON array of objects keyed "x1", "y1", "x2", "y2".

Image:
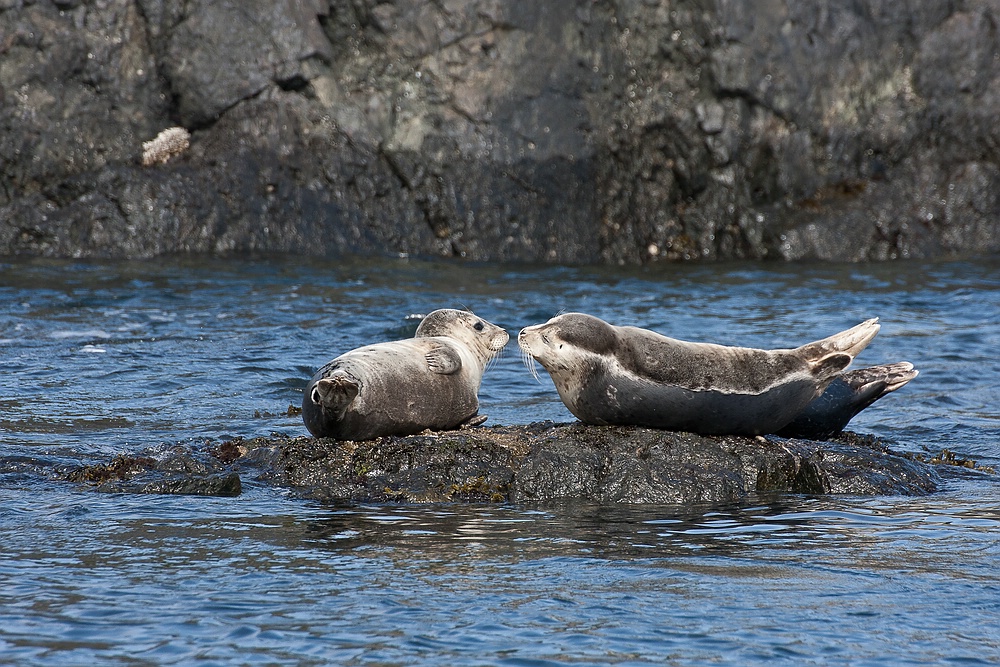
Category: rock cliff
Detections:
[{"x1": 3, "y1": 1, "x2": 999, "y2": 263}]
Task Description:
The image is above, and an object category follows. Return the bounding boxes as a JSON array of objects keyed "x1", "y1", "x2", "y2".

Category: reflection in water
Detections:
[
  {"x1": 292, "y1": 491, "x2": 1000, "y2": 578},
  {"x1": 0, "y1": 255, "x2": 999, "y2": 665}
]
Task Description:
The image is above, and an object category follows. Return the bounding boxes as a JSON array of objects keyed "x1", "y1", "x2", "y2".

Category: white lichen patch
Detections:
[{"x1": 142, "y1": 127, "x2": 190, "y2": 166}]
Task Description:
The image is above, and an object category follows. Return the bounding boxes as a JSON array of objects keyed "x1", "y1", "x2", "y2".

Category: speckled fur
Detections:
[
  {"x1": 303, "y1": 310, "x2": 508, "y2": 440},
  {"x1": 519, "y1": 313, "x2": 881, "y2": 436}
]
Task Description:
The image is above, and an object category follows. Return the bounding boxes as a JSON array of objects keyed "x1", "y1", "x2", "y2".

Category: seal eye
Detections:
[{"x1": 473, "y1": 321, "x2": 484, "y2": 332}]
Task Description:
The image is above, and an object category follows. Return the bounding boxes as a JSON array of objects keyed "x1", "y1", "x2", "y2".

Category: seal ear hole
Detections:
[{"x1": 474, "y1": 321, "x2": 484, "y2": 331}]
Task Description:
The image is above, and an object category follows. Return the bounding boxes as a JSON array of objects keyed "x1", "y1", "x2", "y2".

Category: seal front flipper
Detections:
[
  {"x1": 312, "y1": 376, "x2": 360, "y2": 418},
  {"x1": 459, "y1": 414, "x2": 488, "y2": 429},
  {"x1": 808, "y1": 352, "x2": 853, "y2": 380},
  {"x1": 425, "y1": 344, "x2": 463, "y2": 375}
]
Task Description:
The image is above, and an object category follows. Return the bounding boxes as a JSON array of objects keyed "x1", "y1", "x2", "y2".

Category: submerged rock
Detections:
[
  {"x1": 65, "y1": 449, "x2": 243, "y2": 497},
  {"x1": 63, "y1": 423, "x2": 950, "y2": 503}
]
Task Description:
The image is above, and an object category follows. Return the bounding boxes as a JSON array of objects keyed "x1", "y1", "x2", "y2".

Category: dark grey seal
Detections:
[
  {"x1": 303, "y1": 309, "x2": 509, "y2": 440},
  {"x1": 776, "y1": 362, "x2": 918, "y2": 440},
  {"x1": 518, "y1": 313, "x2": 887, "y2": 436}
]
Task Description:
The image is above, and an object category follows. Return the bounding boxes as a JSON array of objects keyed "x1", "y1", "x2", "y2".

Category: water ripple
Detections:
[{"x1": 1, "y1": 256, "x2": 999, "y2": 665}]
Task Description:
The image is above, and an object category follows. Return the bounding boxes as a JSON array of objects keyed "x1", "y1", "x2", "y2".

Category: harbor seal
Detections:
[
  {"x1": 518, "y1": 313, "x2": 883, "y2": 436},
  {"x1": 303, "y1": 309, "x2": 509, "y2": 440},
  {"x1": 776, "y1": 362, "x2": 918, "y2": 440}
]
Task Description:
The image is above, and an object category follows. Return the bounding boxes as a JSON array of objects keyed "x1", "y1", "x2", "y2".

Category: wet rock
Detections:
[
  {"x1": 64, "y1": 422, "x2": 947, "y2": 503},
  {"x1": 282, "y1": 423, "x2": 954, "y2": 501},
  {"x1": 2, "y1": 2, "x2": 1000, "y2": 263},
  {"x1": 93, "y1": 471, "x2": 243, "y2": 497},
  {"x1": 65, "y1": 447, "x2": 242, "y2": 497}
]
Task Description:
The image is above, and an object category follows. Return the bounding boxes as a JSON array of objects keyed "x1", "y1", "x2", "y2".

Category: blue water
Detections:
[{"x1": 1, "y1": 255, "x2": 999, "y2": 665}]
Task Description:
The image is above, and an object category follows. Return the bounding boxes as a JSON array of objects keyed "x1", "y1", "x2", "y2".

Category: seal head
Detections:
[
  {"x1": 518, "y1": 312, "x2": 882, "y2": 436},
  {"x1": 303, "y1": 309, "x2": 508, "y2": 440}
]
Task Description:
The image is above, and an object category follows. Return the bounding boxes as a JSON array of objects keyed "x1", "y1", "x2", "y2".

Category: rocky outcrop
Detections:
[
  {"x1": 3, "y1": 1, "x2": 1000, "y2": 263},
  {"x1": 63, "y1": 423, "x2": 952, "y2": 503}
]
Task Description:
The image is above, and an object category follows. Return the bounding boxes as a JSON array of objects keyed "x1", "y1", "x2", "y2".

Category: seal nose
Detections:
[{"x1": 490, "y1": 329, "x2": 510, "y2": 351}]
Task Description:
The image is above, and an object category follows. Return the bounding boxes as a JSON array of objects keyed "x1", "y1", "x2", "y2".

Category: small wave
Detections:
[
  {"x1": 48, "y1": 329, "x2": 111, "y2": 340},
  {"x1": 0, "y1": 416, "x2": 135, "y2": 433}
]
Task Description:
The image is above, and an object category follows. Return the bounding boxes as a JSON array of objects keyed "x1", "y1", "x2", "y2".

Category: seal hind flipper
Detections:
[
  {"x1": 425, "y1": 344, "x2": 463, "y2": 374},
  {"x1": 777, "y1": 361, "x2": 919, "y2": 440},
  {"x1": 312, "y1": 377, "x2": 360, "y2": 417},
  {"x1": 795, "y1": 318, "x2": 881, "y2": 360},
  {"x1": 861, "y1": 361, "x2": 919, "y2": 393}
]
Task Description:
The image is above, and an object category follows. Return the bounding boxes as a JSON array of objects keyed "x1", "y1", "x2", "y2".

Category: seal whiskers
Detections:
[
  {"x1": 485, "y1": 339, "x2": 506, "y2": 373},
  {"x1": 520, "y1": 347, "x2": 541, "y2": 382}
]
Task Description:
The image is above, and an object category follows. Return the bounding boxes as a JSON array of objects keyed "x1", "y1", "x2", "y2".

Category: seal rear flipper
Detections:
[
  {"x1": 776, "y1": 362, "x2": 918, "y2": 440},
  {"x1": 312, "y1": 377, "x2": 360, "y2": 416},
  {"x1": 425, "y1": 344, "x2": 463, "y2": 375},
  {"x1": 797, "y1": 318, "x2": 881, "y2": 361},
  {"x1": 843, "y1": 362, "x2": 918, "y2": 395}
]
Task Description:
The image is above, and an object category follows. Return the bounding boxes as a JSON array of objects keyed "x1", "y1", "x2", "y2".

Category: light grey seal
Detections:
[
  {"x1": 776, "y1": 362, "x2": 918, "y2": 440},
  {"x1": 303, "y1": 309, "x2": 509, "y2": 440},
  {"x1": 518, "y1": 312, "x2": 885, "y2": 436}
]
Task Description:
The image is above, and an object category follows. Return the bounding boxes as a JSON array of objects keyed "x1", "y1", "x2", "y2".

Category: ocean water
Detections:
[{"x1": 1, "y1": 255, "x2": 998, "y2": 665}]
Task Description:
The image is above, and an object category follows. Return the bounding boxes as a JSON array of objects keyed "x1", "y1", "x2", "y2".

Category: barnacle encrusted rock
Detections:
[{"x1": 142, "y1": 127, "x2": 190, "y2": 167}]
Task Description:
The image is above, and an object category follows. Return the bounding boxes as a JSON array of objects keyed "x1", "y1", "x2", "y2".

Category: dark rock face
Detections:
[
  {"x1": 63, "y1": 423, "x2": 945, "y2": 502},
  {"x1": 3, "y1": 1, "x2": 999, "y2": 263}
]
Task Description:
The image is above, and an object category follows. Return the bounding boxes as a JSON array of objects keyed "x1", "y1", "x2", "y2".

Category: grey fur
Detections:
[
  {"x1": 303, "y1": 309, "x2": 508, "y2": 440},
  {"x1": 518, "y1": 313, "x2": 884, "y2": 436}
]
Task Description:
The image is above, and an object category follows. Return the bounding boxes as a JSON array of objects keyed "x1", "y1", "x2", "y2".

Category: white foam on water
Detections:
[{"x1": 49, "y1": 329, "x2": 111, "y2": 340}]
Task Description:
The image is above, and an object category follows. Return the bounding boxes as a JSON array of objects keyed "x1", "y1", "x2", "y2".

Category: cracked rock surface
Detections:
[{"x1": 3, "y1": 1, "x2": 1000, "y2": 262}]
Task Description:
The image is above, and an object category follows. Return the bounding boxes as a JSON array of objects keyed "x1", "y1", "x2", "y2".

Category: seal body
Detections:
[
  {"x1": 303, "y1": 309, "x2": 508, "y2": 440},
  {"x1": 777, "y1": 362, "x2": 918, "y2": 440},
  {"x1": 518, "y1": 313, "x2": 883, "y2": 436}
]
